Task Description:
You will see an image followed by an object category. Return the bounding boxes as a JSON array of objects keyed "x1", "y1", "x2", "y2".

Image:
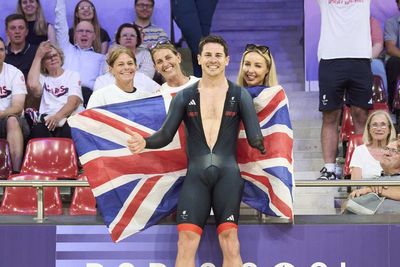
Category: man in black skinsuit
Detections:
[{"x1": 127, "y1": 35, "x2": 265, "y2": 267}]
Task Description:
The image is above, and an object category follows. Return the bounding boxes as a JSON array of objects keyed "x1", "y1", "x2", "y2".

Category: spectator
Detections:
[
  {"x1": 133, "y1": 0, "x2": 169, "y2": 49},
  {"x1": 0, "y1": 37, "x2": 29, "y2": 173},
  {"x1": 370, "y1": 17, "x2": 387, "y2": 94},
  {"x1": 150, "y1": 42, "x2": 199, "y2": 93},
  {"x1": 87, "y1": 47, "x2": 152, "y2": 108},
  {"x1": 27, "y1": 42, "x2": 83, "y2": 139},
  {"x1": 55, "y1": 0, "x2": 105, "y2": 107},
  {"x1": 349, "y1": 139, "x2": 400, "y2": 212},
  {"x1": 68, "y1": 0, "x2": 110, "y2": 54},
  {"x1": 5, "y1": 13, "x2": 39, "y2": 109},
  {"x1": 317, "y1": 0, "x2": 373, "y2": 180},
  {"x1": 115, "y1": 23, "x2": 155, "y2": 79},
  {"x1": 16, "y1": 0, "x2": 56, "y2": 45},
  {"x1": 237, "y1": 43, "x2": 279, "y2": 90},
  {"x1": 384, "y1": 0, "x2": 400, "y2": 109},
  {"x1": 94, "y1": 44, "x2": 159, "y2": 93},
  {"x1": 171, "y1": 0, "x2": 219, "y2": 77},
  {"x1": 350, "y1": 110, "x2": 396, "y2": 180}
]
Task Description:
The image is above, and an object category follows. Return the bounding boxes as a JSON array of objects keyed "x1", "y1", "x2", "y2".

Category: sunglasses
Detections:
[
  {"x1": 245, "y1": 44, "x2": 270, "y2": 55},
  {"x1": 149, "y1": 39, "x2": 172, "y2": 51}
]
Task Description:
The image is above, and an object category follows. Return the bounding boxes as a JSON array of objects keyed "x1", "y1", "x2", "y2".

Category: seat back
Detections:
[
  {"x1": 343, "y1": 134, "x2": 364, "y2": 178},
  {"x1": 0, "y1": 139, "x2": 12, "y2": 179},
  {"x1": 371, "y1": 75, "x2": 387, "y2": 103},
  {"x1": 392, "y1": 77, "x2": 400, "y2": 111},
  {"x1": 370, "y1": 102, "x2": 389, "y2": 113},
  {"x1": 0, "y1": 174, "x2": 62, "y2": 215},
  {"x1": 21, "y1": 138, "x2": 78, "y2": 179},
  {"x1": 69, "y1": 175, "x2": 97, "y2": 215},
  {"x1": 340, "y1": 106, "x2": 355, "y2": 142}
]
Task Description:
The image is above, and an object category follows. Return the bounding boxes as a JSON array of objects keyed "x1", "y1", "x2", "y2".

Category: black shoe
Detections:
[{"x1": 317, "y1": 167, "x2": 336, "y2": 180}]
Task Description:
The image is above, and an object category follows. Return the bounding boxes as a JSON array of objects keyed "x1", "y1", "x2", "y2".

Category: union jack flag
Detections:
[{"x1": 68, "y1": 85, "x2": 293, "y2": 242}]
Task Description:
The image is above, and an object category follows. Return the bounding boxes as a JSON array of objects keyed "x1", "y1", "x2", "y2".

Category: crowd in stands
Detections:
[{"x1": 2, "y1": 0, "x2": 400, "y2": 215}]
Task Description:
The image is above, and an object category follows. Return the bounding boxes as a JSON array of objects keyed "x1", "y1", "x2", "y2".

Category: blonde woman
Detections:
[
  {"x1": 350, "y1": 110, "x2": 396, "y2": 180},
  {"x1": 237, "y1": 44, "x2": 278, "y2": 88},
  {"x1": 27, "y1": 42, "x2": 83, "y2": 138},
  {"x1": 16, "y1": 0, "x2": 56, "y2": 45}
]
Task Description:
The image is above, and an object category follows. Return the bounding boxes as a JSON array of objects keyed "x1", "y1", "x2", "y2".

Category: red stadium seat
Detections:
[
  {"x1": 370, "y1": 102, "x2": 389, "y2": 113},
  {"x1": 69, "y1": 175, "x2": 97, "y2": 215},
  {"x1": 0, "y1": 139, "x2": 12, "y2": 179},
  {"x1": 343, "y1": 134, "x2": 364, "y2": 178},
  {"x1": 392, "y1": 78, "x2": 400, "y2": 112},
  {"x1": 339, "y1": 105, "x2": 355, "y2": 142},
  {"x1": 20, "y1": 138, "x2": 79, "y2": 179},
  {"x1": 0, "y1": 174, "x2": 62, "y2": 215},
  {"x1": 371, "y1": 75, "x2": 387, "y2": 104}
]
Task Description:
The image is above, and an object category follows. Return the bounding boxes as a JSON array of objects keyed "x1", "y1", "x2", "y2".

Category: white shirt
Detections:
[
  {"x1": 39, "y1": 69, "x2": 84, "y2": 115},
  {"x1": 160, "y1": 76, "x2": 200, "y2": 94},
  {"x1": 87, "y1": 83, "x2": 153, "y2": 109},
  {"x1": 93, "y1": 72, "x2": 160, "y2": 94},
  {"x1": 317, "y1": 0, "x2": 371, "y2": 60},
  {"x1": 350, "y1": 144, "x2": 382, "y2": 179},
  {"x1": 55, "y1": 0, "x2": 105, "y2": 90},
  {"x1": 0, "y1": 63, "x2": 27, "y2": 111}
]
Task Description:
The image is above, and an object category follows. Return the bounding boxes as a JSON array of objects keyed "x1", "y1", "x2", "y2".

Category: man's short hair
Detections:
[
  {"x1": 135, "y1": 0, "x2": 154, "y2": 5},
  {"x1": 198, "y1": 35, "x2": 229, "y2": 57},
  {"x1": 5, "y1": 13, "x2": 28, "y2": 29}
]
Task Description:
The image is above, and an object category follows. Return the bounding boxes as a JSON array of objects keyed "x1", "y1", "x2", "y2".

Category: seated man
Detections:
[
  {"x1": 350, "y1": 138, "x2": 400, "y2": 205},
  {"x1": 0, "y1": 37, "x2": 29, "y2": 173}
]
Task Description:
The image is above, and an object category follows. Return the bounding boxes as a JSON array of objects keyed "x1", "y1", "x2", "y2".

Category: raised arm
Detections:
[
  {"x1": 27, "y1": 41, "x2": 51, "y2": 97},
  {"x1": 55, "y1": 0, "x2": 71, "y2": 49},
  {"x1": 240, "y1": 88, "x2": 265, "y2": 154}
]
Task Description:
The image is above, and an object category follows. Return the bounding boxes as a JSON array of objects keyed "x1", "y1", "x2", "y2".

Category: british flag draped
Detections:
[{"x1": 68, "y1": 85, "x2": 293, "y2": 242}]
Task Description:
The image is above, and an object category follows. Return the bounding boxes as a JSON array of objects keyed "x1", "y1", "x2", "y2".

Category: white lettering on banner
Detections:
[
  {"x1": 243, "y1": 263, "x2": 257, "y2": 267},
  {"x1": 311, "y1": 263, "x2": 327, "y2": 267},
  {"x1": 274, "y1": 263, "x2": 295, "y2": 267},
  {"x1": 119, "y1": 264, "x2": 135, "y2": 267},
  {"x1": 149, "y1": 264, "x2": 167, "y2": 267},
  {"x1": 86, "y1": 264, "x2": 103, "y2": 267},
  {"x1": 200, "y1": 264, "x2": 216, "y2": 267}
]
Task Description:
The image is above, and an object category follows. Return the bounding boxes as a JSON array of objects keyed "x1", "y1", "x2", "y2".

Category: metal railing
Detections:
[{"x1": 1, "y1": 179, "x2": 400, "y2": 223}]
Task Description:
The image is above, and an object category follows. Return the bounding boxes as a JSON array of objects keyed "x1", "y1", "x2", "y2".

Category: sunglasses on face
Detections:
[{"x1": 245, "y1": 44, "x2": 270, "y2": 55}]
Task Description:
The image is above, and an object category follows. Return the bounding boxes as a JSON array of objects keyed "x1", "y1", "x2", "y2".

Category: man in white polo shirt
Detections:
[
  {"x1": 0, "y1": 37, "x2": 29, "y2": 173},
  {"x1": 317, "y1": 0, "x2": 373, "y2": 180}
]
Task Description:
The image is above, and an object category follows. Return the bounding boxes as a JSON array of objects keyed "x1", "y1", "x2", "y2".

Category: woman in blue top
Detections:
[{"x1": 237, "y1": 44, "x2": 279, "y2": 95}]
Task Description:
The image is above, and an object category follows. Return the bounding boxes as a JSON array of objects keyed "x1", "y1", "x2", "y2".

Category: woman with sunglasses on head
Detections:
[
  {"x1": 114, "y1": 23, "x2": 155, "y2": 80},
  {"x1": 150, "y1": 42, "x2": 200, "y2": 93},
  {"x1": 349, "y1": 110, "x2": 396, "y2": 180},
  {"x1": 16, "y1": 0, "x2": 56, "y2": 45},
  {"x1": 27, "y1": 41, "x2": 84, "y2": 138},
  {"x1": 237, "y1": 44, "x2": 279, "y2": 96},
  {"x1": 68, "y1": 0, "x2": 110, "y2": 54}
]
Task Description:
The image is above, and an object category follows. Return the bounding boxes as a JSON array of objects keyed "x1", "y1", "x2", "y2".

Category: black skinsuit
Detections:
[{"x1": 145, "y1": 81, "x2": 265, "y2": 230}]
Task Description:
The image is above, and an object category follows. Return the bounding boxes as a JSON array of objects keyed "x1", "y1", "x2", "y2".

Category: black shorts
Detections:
[
  {"x1": 318, "y1": 58, "x2": 373, "y2": 111},
  {"x1": 176, "y1": 164, "x2": 244, "y2": 231},
  {"x1": 0, "y1": 116, "x2": 30, "y2": 139}
]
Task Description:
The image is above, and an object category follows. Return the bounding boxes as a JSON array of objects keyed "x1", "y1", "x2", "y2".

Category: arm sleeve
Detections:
[
  {"x1": 349, "y1": 145, "x2": 363, "y2": 168},
  {"x1": 145, "y1": 92, "x2": 186, "y2": 149},
  {"x1": 55, "y1": 0, "x2": 71, "y2": 49},
  {"x1": 240, "y1": 88, "x2": 265, "y2": 153},
  {"x1": 384, "y1": 17, "x2": 398, "y2": 42}
]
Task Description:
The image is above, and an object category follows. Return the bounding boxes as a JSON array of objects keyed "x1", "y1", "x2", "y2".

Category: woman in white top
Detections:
[
  {"x1": 350, "y1": 110, "x2": 396, "y2": 179},
  {"x1": 115, "y1": 23, "x2": 155, "y2": 79},
  {"x1": 27, "y1": 42, "x2": 83, "y2": 138},
  {"x1": 150, "y1": 42, "x2": 199, "y2": 94},
  {"x1": 87, "y1": 47, "x2": 152, "y2": 109}
]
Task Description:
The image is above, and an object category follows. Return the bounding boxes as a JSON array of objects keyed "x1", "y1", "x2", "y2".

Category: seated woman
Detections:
[
  {"x1": 150, "y1": 42, "x2": 199, "y2": 93},
  {"x1": 87, "y1": 47, "x2": 152, "y2": 108},
  {"x1": 350, "y1": 110, "x2": 396, "y2": 180},
  {"x1": 237, "y1": 43, "x2": 279, "y2": 93},
  {"x1": 115, "y1": 23, "x2": 155, "y2": 79},
  {"x1": 16, "y1": 0, "x2": 56, "y2": 45},
  {"x1": 68, "y1": 0, "x2": 110, "y2": 54},
  {"x1": 27, "y1": 42, "x2": 83, "y2": 138}
]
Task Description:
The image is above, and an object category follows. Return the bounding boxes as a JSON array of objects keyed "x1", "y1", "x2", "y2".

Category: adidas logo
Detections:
[
  {"x1": 226, "y1": 215, "x2": 235, "y2": 221},
  {"x1": 189, "y1": 99, "x2": 196, "y2": 105}
]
